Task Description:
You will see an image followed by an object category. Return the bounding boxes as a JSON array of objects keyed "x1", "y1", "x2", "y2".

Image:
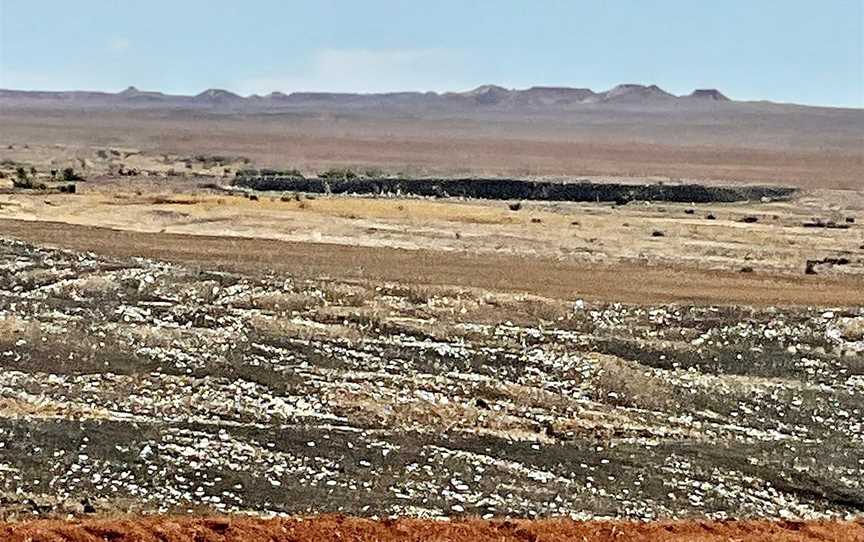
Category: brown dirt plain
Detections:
[
  {"x1": 2, "y1": 516, "x2": 863, "y2": 542},
  {"x1": 1, "y1": 105, "x2": 862, "y2": 188},
  {"x1": 0, "y1": 173, "x2": 861, "y2": 306},
  {"x1": 0, "y1": 218, "x2": 861, "y2": 307}
]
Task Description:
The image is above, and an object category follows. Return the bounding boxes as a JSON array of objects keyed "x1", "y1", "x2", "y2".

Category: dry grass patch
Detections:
[
  {"x1": 380, "y1": 317, "x2": 459, "y2": 342},
  {"x1": 248, "y1": 314, "x2": 362, "y2": 343},
  {"x1": 281, "y1": 197, "x2": 513, "y2": 226},
  {"x1": 8, "y1": 268, "x2": 71, "y2": 290},
  {"x1": 591, "y1": 355, "x2": 677, "y2": 411},
  {"x1": 0, "y1": 316, "x2": 42, "y2": 345},
  {"x1": 0, "y1": 396, "x2": 108, "y2": 420},
  {"x1": 230, "y1": 290, "x2": 324, "y2": 313},
  {"x1": 174, "y1": 280, "x2": 222, "y2": 304},
  {"x1": 477, "y1": 381, "x2": 579, "y2": 412},
  {"x1": 54, "y1": 275, "x2": 122, "y2": 300},
  {"x1": 330, "y1": 387, "x2": 542, "y2": 437},
  {"x1": 839, "y1": 317, "x2": 864, "y2": 342},
  {"x1": 310, "y1": 305, "x2": 388, "y2": 330},
  {"x1": 476, "y1": 293, "x2": 570, "y2": 325},
  {"x1": 317, "y1": 282, "x2": 373, "y2": 307},
  {"x1": 114, "y1": 324, "x2": 189, "y2": 349}
]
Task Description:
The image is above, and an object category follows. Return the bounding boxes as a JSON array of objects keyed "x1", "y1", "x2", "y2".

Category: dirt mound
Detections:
[{"x1": 2, "y1": 516, "x2": 862, "y2": 542}]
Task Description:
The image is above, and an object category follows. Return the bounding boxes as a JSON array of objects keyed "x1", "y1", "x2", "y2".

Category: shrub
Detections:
[
  {"x1": 318, "y1": 283, "x2": 372, "y2": 307},
  {"x1": 62, "y1": 167, "x2": 83, "y2": 182},
  {"x1": 593, "y1": 356, "x2": 676, "y2": 411},
  {"x1": 319, "y1": 168, "x2": 358, "y2": 180},
  {"x1": 13, "y1": 167, "x2": 32, "y2": 188},
  {"x1": 839, "y1": 317, "x2": 864, "y2": 342},
  {"x1": 233, "y1": 291, "x2": 324, "y2": 313}
]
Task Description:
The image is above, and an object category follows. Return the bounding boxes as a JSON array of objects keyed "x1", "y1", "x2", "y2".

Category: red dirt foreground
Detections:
[{"x1": 2, "y1": 516, "x2": 863, "y2": 542}]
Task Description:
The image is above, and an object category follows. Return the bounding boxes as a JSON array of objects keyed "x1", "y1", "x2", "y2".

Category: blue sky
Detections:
[{"x1": 0, "y1": 0, "x2": 861, "y2": 107}]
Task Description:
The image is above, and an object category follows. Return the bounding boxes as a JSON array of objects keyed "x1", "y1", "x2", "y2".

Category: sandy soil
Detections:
[
  {"x1": 0, "y1": 218, "x2": 861, "y2": 307},
  {"x1": 2, "y1": 516, "x2": 863, "y2": 542},
  {"x1": 0, "y1": 163, "x2": 861, "y2": 307},
  {"x1": 1, "y1": 186, "x2": 861, "y2": 275}
]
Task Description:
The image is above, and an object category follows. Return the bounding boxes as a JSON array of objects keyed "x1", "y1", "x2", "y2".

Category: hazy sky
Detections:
[{"x1": 1, "y1": 0, "x2": 861, "y2": 107}]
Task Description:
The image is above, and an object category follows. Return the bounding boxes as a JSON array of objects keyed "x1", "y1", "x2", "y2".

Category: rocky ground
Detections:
[{"x1": 0, "y1": 238, "x2": 862, "y2": 521}]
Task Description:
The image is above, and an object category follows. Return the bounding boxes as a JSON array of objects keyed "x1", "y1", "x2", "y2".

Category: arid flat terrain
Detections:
[
  {"x1": 1, "y1": 237, "x2": 863, "y2": 522},
  {"x1": 0, "y1": 217, "x2": 861, "y2": 307},
  {"x1": 1, "y1": 85, "x2": 863, "y2": 189},
  {"x1": 0, "y1": 91, "x2": 862, "y2": 538}
]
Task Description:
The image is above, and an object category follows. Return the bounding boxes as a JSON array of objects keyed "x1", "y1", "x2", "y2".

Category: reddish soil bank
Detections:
[{"x1": 2, "y1": 516, "x2": 863, "y2": 542}]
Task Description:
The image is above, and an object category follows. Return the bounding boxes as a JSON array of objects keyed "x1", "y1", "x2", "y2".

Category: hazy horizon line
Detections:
[{"x1": 4, "y1": 82, "x2": 861, "y2": 110}]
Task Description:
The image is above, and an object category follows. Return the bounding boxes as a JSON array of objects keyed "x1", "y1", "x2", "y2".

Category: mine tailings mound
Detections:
[
  {"x1": 233, "y1": 175, "x2": 797, "y2": 203},
  {"x1": 2, "y1": 516, "x2": 862, "y2": 542}
]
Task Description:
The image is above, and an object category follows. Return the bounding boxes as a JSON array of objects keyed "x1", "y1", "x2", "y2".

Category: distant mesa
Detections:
[
  {"x1": 117, "y1": 86, "x2": 165, "y2": 100},
  {"x1": 518, "y1": 86, "x2": 597, "y2": 105},
  {"x1": 600, "y1": 84, "x2": 675, "y2": 102},
  {"x1": 461, "y1": 84, "x2": 509, "y2": 96},
  {"x1": 194, "y1": 88, "x2": 243, "y2": 103},
  {"x1": 265, "y1": 91, "x2": 291, "y2": 100},
  {"x1": 459, "y1": 84, "x2": 512, "y2": 105},
  {"x1": 0, "y1": 83, "x2": 780, "y2": 109},
  {"x1": 448, "y1": 84, "x2": 601, "y2": 107},
  {"x1": 686, "y1": 88, "x2": 730, "y2": 101}
]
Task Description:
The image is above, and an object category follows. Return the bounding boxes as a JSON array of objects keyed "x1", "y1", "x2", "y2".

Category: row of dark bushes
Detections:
[{"x1": 232, "y1": 175, "x2": 797, "y2": 204}]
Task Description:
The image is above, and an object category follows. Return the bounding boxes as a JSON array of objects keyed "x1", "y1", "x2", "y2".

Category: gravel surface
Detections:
[{"x1": 0, "y1": 238, "x2": 862, "y2": 521}]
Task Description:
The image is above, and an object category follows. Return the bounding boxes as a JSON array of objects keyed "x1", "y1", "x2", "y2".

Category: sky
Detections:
[{"x1": 0, "y1": 0, "x2": 862, "y2": 107}]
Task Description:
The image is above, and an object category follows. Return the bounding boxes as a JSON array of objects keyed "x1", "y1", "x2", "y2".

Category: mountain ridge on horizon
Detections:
[{"x1": 1, "y1": 83, "x2": 858, "y2": 111}]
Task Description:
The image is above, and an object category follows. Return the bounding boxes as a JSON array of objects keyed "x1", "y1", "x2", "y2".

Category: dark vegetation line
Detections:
[{"x1": 233, "y1": 173, "x2": 797, "y2": 204}]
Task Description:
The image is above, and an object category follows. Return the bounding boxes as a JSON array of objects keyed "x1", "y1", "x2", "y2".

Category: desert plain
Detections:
[{"x1": 0, "y1": 88, "x2": 862, "y2": 540}]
